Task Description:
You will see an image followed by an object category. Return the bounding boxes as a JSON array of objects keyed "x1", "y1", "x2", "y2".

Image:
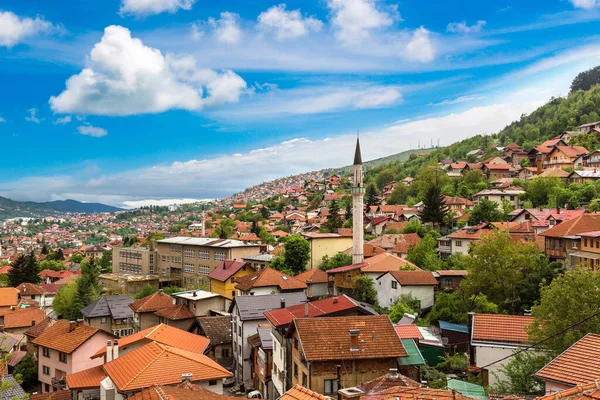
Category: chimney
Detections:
[
  {"x1": 193, "y1": 291, "x2": 197, "y2": 297},
  {"x1": 113, "y1": 339, "x2": 119, "y2": 359},
  {"x1": 280, "y1": 298, "x2": 285, "y2": 309},
  {"x1": 106, "y1": 340, "x2": 113, "y2": 363},
  {"x1": 468, "y1": 312, "x2": 475, "y2": 366},
  {"x1": 333, "y1": 297, "x2": 338, "y2": 304},
  {"x1": 304, "y1": 303, "x2": 309, "y2": 317},
  {"x1": 181, "y1": 373, "x2": 193, "y2": 382},
  {"x1": 31, "y1": 320, "x2": 35, "y2": 327},
  {"x1": 69, "y1": 320, "x2": 77, "y2": 332},
  {"x1": 388, "y1": 368, "x2": 399, "y2": 379},
  {"x1": 557, "y1": 207, "x2": 561, "y2": 215}
]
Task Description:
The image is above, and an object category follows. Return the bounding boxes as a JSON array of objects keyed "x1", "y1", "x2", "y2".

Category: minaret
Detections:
[{"x1": 352, "y1": 136, "x2": 365, "y2": 265}]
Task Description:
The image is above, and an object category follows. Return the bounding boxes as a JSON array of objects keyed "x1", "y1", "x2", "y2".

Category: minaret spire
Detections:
[{"x1": 351, "y1": 132, "x2": 365, "y2": 265}]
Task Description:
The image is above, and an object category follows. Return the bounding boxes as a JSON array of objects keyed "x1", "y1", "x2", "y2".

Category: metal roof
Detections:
[
  {"x1": 81, "y1": 295, "x2": 135, "y2": 319},
  {"x1": 231, "y1": 293, "x2": 307, "y2": 321},
  {"x1": 158, "y1": 237, "x2": 259, "y2": 248},
  {"x1": 173, "y1": 290, "x2": 221, "y2": 301},
  {"x1": 397, "y1": 339, "x2": 425, "y2": 366},
  {"x1": 439, "y1": 321, "x2": 469, "y2": 334}
]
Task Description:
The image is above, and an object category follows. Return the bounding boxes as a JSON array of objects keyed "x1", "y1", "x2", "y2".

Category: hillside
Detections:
[
  {"x1": 333, "y1": 148, "x2": 436, "y2": 174},
  {"x1": 39, "y1": 199, "x2": 123, "y2": 214},
  {"x1": 0, "y1": 197, "x2": 122, "y2": 220}
]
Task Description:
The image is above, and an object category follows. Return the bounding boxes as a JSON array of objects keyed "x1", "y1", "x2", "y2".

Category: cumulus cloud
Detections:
[
  {"x1": 49, "y1": 25, "x2": 247, "y2": 116},
  {"x1": 189, "y1": 23, "x2": 203, "y2": 41},
  {"x1": 447, "y1": 20, "x2": 487, "y2": 33},
  {"x1": 53, "y1": 115, "x2": 72, "y2": 125},
  {"x1": 208, "y1": 12, "x2": 242, "y2": 44},
  {"x1": 119, "y1": 0, "x2": 195, "y2": 16},
  {"x1": 257, "y1": 4, "x2": 323, "y2": 40},
  {"x1": 0, "y1": 11, "x2": 55, "y2": 48},
  {"x1": 327, "y1": 0, "x2": 399, "y2": 44},
  {"x1": 403, "y1": 27, "x2": 436, "y2": 63},
  {"x1": 25, "y1": 108, "x2": 40, "y2": 123},
  {"x1": 77, "y1": 125, "x2": 107, "y2": 137},
  {"x1": 569, "y1": 0, "x2": 599, "y2": 9}
]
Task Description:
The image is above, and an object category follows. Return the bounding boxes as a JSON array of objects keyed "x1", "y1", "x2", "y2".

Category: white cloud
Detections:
[
  {"x1": 53, "y1": 115, "x2": 72, "y2": 125},
  {"x1": 49, "y1": 25, "x2": 247, "y2": 116},
  {"x1": 123, "y1": 198, "x2": 210, "y2": 208},
  {"x1": 327, "y1": 0, "x2": 399, "y2": 44},
  {"x1": 447, "y1": 20, "x2": 487, "y2": 33},
  {"x1": 189, "y1": 23, "x2": 203, "y2": 41},
  {"x1": 428, "y1": 95, "x2": 484, "y2": 106},
  {"x1": 77, "y1": 125, "x2": 107, "y2": 137},
  {"x1": 403, "y1": 27, "x2": 436, "y2": 63},
  {"x1": 25, "y1": 108, "x2": 40, "y2": 123},
  {"x1": 569, "y1": 0, "x2": 599, "y2": 9},
  {"x1": 119, "y1": 0, "x2": 195, "y2": 16},
  {"x1": 257, "y1": 4, "x2": 323, "y2": 40},
  {"x1": 208, "y1": 12, "x2": 242, "y2": 44},
  {"x1": 0, "y1": 117, "x2": 5, "y2": 123},
  {"x1": 0, "y1": 11, "x2": 55, "y2": 48}
]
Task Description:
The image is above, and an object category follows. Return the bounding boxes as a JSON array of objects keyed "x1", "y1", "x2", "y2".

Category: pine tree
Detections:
[
  {"x1": 8, "y1": 252, "x2": 40, "y2": 287},
  {"x1": 77, "y1": 258, "x2": 102, "y2": 307},
  {"x1": 418, "y1": 172, "x2": 448, "y2": 230},
  {"x1": 365, "y1": 182, "x2": 379, "y2": 207},
  {"x1": 326, "y1": 200, "x2": 342, "y2": 233},
  {"x1": 40, "y1": 244, "x2": 49, "y2": 255}
]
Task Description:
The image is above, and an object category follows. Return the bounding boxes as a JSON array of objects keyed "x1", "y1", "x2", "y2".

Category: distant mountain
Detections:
[
  {"x1": 0, "y1": 196, "x2": 122, "y2": 220},
  {"x1": 331, "y1": 148, "x2": 436, "y2": 174},
  {"x1": 39, "y1": 199, "x2": 123, "y2": 214}
]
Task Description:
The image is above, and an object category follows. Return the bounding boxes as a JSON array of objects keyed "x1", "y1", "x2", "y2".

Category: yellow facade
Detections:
[
  {"x1": 305, "y1": 236, "x2": 353, "y2": 269},
  {"x1": 209, "y1": 265, "x2": 256, "y2": 299}
]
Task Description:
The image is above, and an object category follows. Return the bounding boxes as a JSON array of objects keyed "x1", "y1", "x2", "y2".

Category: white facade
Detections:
[
  {"x1": 375, "y1": 273, "x2": 435, "y2": 309},
  {"x1": 473, "y1": 343, "x2": 535, "y2": 386},
  {"x1": 237, "y1": 286, "x2": 278, "y2": 296},
  {"x1": 271, "y1": 334, "x2": 286, "y2": 398},
  {"x1": 352, "y1": 139, "x2": 365, "y2": 265},
  {"x1": 450, "y1": 238, "x2": 473, "y2": 255},
  {"x1": 308, "y1": 282, "x2": 328, "y2": 298},
  {"x1": 232, "y1": 307, "x2": 262, "y2": 383}
]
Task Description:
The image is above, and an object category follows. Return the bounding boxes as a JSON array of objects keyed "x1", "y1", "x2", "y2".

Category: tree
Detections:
[
  {"x1": 570, "y1": 66, "x2": 600, "y2": 92},
  {"x1": 528, "y1": 269, "x2": 600, "y2": 357},
  {"x1": 365, "y1": 183, "x2": 379, "y2": 207},
  {"x1": 522, "y1": 177, "x2": 564, "y2": 208},
  {"x1": 76, "y1": 258, "x2": 102, "y2": 308},
  {"x1": 40, "y1": 244, "x2": 49, "y2": 255},
  {"x1": 8, "y1": 252, "x2": 40, "y2": 286},
  {"x1": 53, "y1": 281, "x2": 81, "y2": 320},
  {"x1": 320, "y1": 252, "x2": 352, "y2": 271},
  {"x1": 468, "y1": 198, "x2": 503, "y2": 225},
  {"x1": 375, "y1": 169, "x2": 395, "y2": 190},
  {"x1": 425, "y1": 290, "x2": 498, "y2": 325},
  {"x1": 45, "y1": 249, "x2": 64, "y2": 261},
  {"x1": 99, "y1": 251, "x2": 112, "y2": 271},
  {"x1": 162, "y1": 286, "x2": 182, "y2": 296},
  {"x1": 281, "y1": 235, "x2": 311, "y2": 275},
  {"x1": 388, "y1": 295, "x2": 421, "y2": 322},
  {"x1": 418, "y1": 172, "x2": 448, "y2": 230},
  {"x1": 70, "y1": 253, "x2": 84, "y2": 264},
  {"x1": 135, "y1": 284, "x2": 158, "y2": 299},
  {"x1": 493, "y1": 351, "x2": 549, "y2": 395},
  {"x1": 352, "y1": 275, "x2": 377, "y2": 304},
  {"x1": 386, "y1": 184, "x2": 408, "y2": 205},
  {"x1": 14, "y1": 354, "x2": 37, "y2": 386},
  {"x1": 589, "y1": 198, "x2": 600, "y2": 213},
  {"x1": 39, "y1": 259, "x2": 67, "y2": 272},
  {"x1": 325, "y1": 200, "x2": 343, "y2": 232},
  {"x1": 406, "y1": 233, "x2": 444, "y2": 270}
]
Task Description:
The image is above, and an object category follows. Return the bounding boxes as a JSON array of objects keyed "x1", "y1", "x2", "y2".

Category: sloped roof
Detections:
[
  {"x1": 81, "y1": 295, "x2": 135, "y2": 319},
  {"x1": 0, "y1": 288, "x2": 19, "y2": 307},
  {"x1": 18, "y1": 283, "x2": 45, "y2": 296},
  {"x1": 293, "y1": 315, "x2": 407, "y2": 361},
  {"x1": 280, "y1": 385, "x2": 329, "y2": 400},
  {"x1": 533, "y1": 381, "x2": 600, "y2": 400},
  {"x1": 24, "y1": 317, "x2": 56, "y2": 339},
  {"x1": 4, "y1": 307, "x2": 46, "y2": 329},
  {"x1": 234, "y1": 268, "x2": 307, "y2": 291},
  {"x1": 294, "y1": 268, "x2": 328, "y2": 284},
  {"x1": 540, "y1": 214, "x2": 600, "y2": 238},
  {"x1": 472, "y1": 313, "x2": 534, "y2": 344},
  {"x1": 231, "y1": 292, "x2": 307, "y2": 321},
  {"x1": 208, "y1": 260, "x2": 250, "y2": 282},
  {"x1": 361, "y1": 386, "x2": 474, "y2": 400},
  {"x1": 129, "y1": 292, "x2": 174, "y2": 313},
  {"x1": 154, "y1": 304, "x2": 194, "y2": 320},
  {"x1": 128, "y1": 382, "x2": 241, "y2": 400},
  {"x1": 360, "y1": 253, "x2": 420, "y2": 273},
  {"x1": 30, "y1": 390, "x2": 71, "y2": 400},
  {"x1": 33, "y1": 320, "x2": 106, "y2": 354},
  {"x1": 92, "y1": 323, "x2": 210, "y2": 359},
  {"x1": 103, "y1": 342, "x2": 232, "y2": 391},
  {"x1": 384, "y1": 271, "x2": 438, "y2": 286},
  {"x1": 65, "y1": 365, "x2": 107, "y2": 390},
  {"x1": 196, "y1": 316, "x2": 232, "y2": 346},
  {"x1": 536, "y1": 333, "x2": 600, "y2": 386},
  {"x1": 394, "y1": 324, "x2": 423, "y2": 340}
]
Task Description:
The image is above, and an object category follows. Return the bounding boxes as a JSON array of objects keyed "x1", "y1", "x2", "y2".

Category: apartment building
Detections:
[
  {"x1": 156, "y1": 237, "x2": 261, "y2": 288},
  {"x1": 111, "y1": 246, "x2": 158, "y2": 275}
]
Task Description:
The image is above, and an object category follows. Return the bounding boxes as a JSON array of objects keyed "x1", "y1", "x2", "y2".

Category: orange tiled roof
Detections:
[
  {"x1": 540, "y1": 214, "x2": 600, "y2": 238},
  {"x1": 30, "y1": 390, "x2": 71, "y2": 400},
  {"x1": 129, "y1": 291, "x2": 174, "y2": 313},
  {"x1": 154, "y1": 304, "x2": 194, "y2": 320},
  {"x1": 103, "y1": 342, "x2": 232, "y2": 391},
  {"x1": 394, "y1": 325, "x2": 424, "y2": 340},
  {"x1": 534, "y1": 381, "x2": 600, "y2": 400},
  {"x1": 18, "y1": 283, "x2": 45, "y2": 296},
  {"x1": 472, "y1": 313, "x2": 534, "y2": 344},
  {"x1": 24, "y1": 317, "x2": 56, "y2": 339},
  {"x1": 536, "y1": 333, "x2": 600, "y2": 386},
  {"x1": 387, "y1": 271, "x2": 438, "y2": 286},
  {"x1": 280, "y1": 385, "x2": 329, "y2": 400},
  {"x1": 65, "y1": 365, "x2": 107, "y2": 390},
  {"x1": 91, "y1": 323, "x2": 210, "y2": 359},
  {"x1": 129, "y1": 382, "x2": 241, "y2": 400},
  {"x1": 235, "y1": 267, "x2": 307, "y2": 291},
  {"x1": 361, "y1": 385, "x2": 473, "y2": 400},
  {"x1": 4, "y1": 306, "x2": 46, "y2": 329},
  {"x1": 360, "y1": 252, "x2": 420, "y2": 273},
  {"x1": 294, "y1": 269, "x2": 328, "y2": 284},
  {"x1": 0, "y1": 288, "x2": 19, "y2": 307},
  {"x1": 293, "y1": 315, "x2": 407, "y2": 361},
  {"x1": 32, "y1": 320, "x2": 105, "y2": 354}
]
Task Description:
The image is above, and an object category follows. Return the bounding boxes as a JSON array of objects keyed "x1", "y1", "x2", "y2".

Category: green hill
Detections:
[{"x1": 0, "y1": 197, "x2": 122, "y2": 220}]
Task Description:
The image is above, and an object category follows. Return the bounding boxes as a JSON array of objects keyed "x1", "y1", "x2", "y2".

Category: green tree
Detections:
[
  {"x1": 418, "y1": 173, "x2": 448, "y2": 230},
  {"x1": 589, "y1": 198, "x2": 600, "y2": 213},
  {"x1": 522, "y1": 177, "x2": 564, "y2": 208},
  {"x1": 406, "y1": 233, "x2": 443, "y2": 270},
  {"x1": 320, "y1": 252, "x2": 352, "y2": 271},
  {"x1": 53, "y1": 281, "x2": 81, "y2": 320},
  {"x1": 282, "y1": 235, "x2": 311, "y2": 275},
  {"x1": 425, "y1": 290, "x2": 498, "y2": 325},
  {"x1": 375, "y1": 169, "x2": 395, "y2": 190},
  {"x1": 468, "y1": 198, "x2": 503, "y2": 225},
  {"x1": 325, "y1": 200, "x2": 343, "y2": 233},
  {"x1": 135, "y1": 284, "x2": 158, "y2": 299},
  {"x1": 14, "y1": 354, "x2": 37, "y2": 386},
  {"x1": 40, "y1": 244, "x2": 49, "y2": 255},
  {"x1": 365, "y1": 183, "x2": 379, "y2": 207},
  {"x1": 493, "y1": 351, "x2": 550, "y2": 395},
  {"x1": 162, "y1": 286, "x2": 182, "y2": 296},
  {"x1": 99, "y1": 251, "x2": 112, "y2": 271},
  {"x1": 70, "y1": 253, "x2": 84, "y2": 264},
  {"x1": 387, "y1": 295, "x2": 421, "y2": 322},
  {"x1": 77, "y1": 258, "x2": 102, "y2": 308},
  {"x1": 570, "y1": 66, "x2": 600, "y2": 92},
  {"x1": 352, "y1": 275, "x2": 377, "y2": 304},
  {"x1": 386, "y1": 184, "x2": 408, "y2": 205},
  {"x1": 39, "y1": 259, "x2": 67, "y2": 272},
  {"x1": 45, "y1": 248, "x2": 64, "y2": 261},
  {"x1": 8, "y1": 252, "x2": 40, "y2": 286},
  {"x1": 528, "y1": 269, "x2": 600, "y2": 357}
]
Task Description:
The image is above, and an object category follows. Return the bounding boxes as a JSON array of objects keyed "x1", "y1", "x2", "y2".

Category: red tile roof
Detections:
[
  {"x1": 33, "y1": 320, "x2": 107, "y2": 353},
  {"x1": 208, "y1": 260, "x2": 250, "y2": 282},
  {"x1": 92, "y1": 323, "x2": 210, "y2": 359},
  {"x1": 434, "y1": 270, "x2": 468, "y2": 277},
  {"x1": 129, "y1": 292, "x2": 174, "y2": 313},
  {"x1": 235, "y1": 268, "x2": 307, "y2": 291},
  {"x1": 4, "y1": 307, "x2": 46, "y2": 329},
  {"x1": 293, "y1": 315, "x2": 407, "y2": 361},
  {"x1": 0, "y1": 288, "x2": 19, "y2": 307},
  {"x1": 472, "y1": 314, "x2": 534, "y2": 344},
  {"x1": 129, "y1": 383, "x2": 241, "y2": 400},
  {"x1": 386, "y1": 271, "x2": 438, "y2": 286},
  {"x1": 31, "y1": 390, "x2": 71, "y2": 400},
  {"x1": 534, "y1": 381, "x2": 600, "y2": 400},
  {"x1": 18, "y1": 283, "x2": 45, "y2": 296},
  {"x1": 362, "y1": 386, "x2": 473, "y2": 400},
  {"x1": 394, "y1": 325, "x2": 424, "y2": 340},
  {"x1": 536, "y1": 333, "x2": 600, "y2": 386},
  {"x1": 294, "y1": 269, "x2": 328, "y2": 284},
  {"x1": 154, "y1": 304, "x2": 194, "y2": 320},
  {"x1": 65, "y1": 365, "x2": 107, "y2": 390},
  {"x1": 280, "y1": 385, "x2": 329, "y2": 400},
  {"x1": 540, "y1": 214, "x2": 600, "y2": 238}
]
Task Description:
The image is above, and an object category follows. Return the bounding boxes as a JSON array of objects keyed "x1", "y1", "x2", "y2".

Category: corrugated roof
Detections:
[
  {"x1": 158, "y1": 237, "x2": 259, "y2": 248},
  {"x1": 232, "y1": 292, "x2": 307, "y2": 321},
  {"x1": 439, "y1": 321, "x2": 468, "y2": 334},
  {"x1": 397, "y1": 338, "x2": 425, "y2": 366}
]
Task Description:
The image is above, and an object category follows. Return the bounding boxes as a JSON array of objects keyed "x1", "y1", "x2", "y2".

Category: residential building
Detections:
[
  {"x1": 535, "y1": 333, "x2": 600, "y2": 394},
  {"x1": 578, "y1": 120, "x2": 600, "y2": 133},
  {"x1": 155, "y1": 303, "x2": 195, "y2": 330},
  {"x1": 540, "y1": 213, "x2": 600, "y2": 262},
  {"x1": 568, "y1": 169, "x2": 600, "y2": 183},
  {"x1": 24, "y1": 317, "x2": 55, "y2": 355},
  {"x1": 208, "y1": 260, "x2": 257, "y2": 299},
  {"x1": 286, "y1": 315, "x2": 412, "y2": 395},
  {"x1": 529, "y1": 209, "x2": 586, "y2": 234},
  {"x1": 301, "y1": 233, "x2": 353, "y2": 270},
  {"x1": 481, "y1": 163, "x2": 512, "y2": 180},
  {"x1": 128, "y1": 291, "x2": 174, "y2": 332},
  {"x1": 375, "y1": 271, "x2": 438, "y2": 309},
  {"x1": 33, "y1": 320, "x2": 113, "y2": 393},
  {"x1": 248, "y1": 324, "x2": 273, "y2": 399},
  {"x1": 171, "y1": 289, "x2": 229, "y2": 316},
  {"x1": 188, "y1": 316, "x2": 232, "y2": 367},
  {"x1": 229, "y1": 292, "x2": 307, "y2": 384},
  {"x1": 125, "y1": 382, "x2": 240, "y2": 400},
  {"x1": 234, "y1": 268, "x2": 307, "y2": 296},
  {"x1": 472, "y1": 188, "x2": 525, "y2": 209},
  {"x1": 98, "y1": 273, "x2": 160, "y2": 296},
  {"x1": 526, "y1": 381, "x2": 600, "y2": 400},
  {"x1": 470, "y1": 313, "x2": 535, "y2": 386},
  {"x1": 0, "y1": 288, "x2": 19, "y2": 311},
  {"x1": 17, "y1": 283, "x2": 46, "y2": 308},
  {"x1": 294, "y1": 269, "x2": 328, "y2": 299},
  {"x1": 0, "y1": 306, "x2": 46, "y2": 337},
  {"x1": 587, "y1": 149, "x2": 600, "y2": 168},
  {"x1": 439, "y1": 321, "x2": 469, "y2": 354},
  {"x1": 570, "y1": 231, "x2": 600, "y2": 270},
  {"x1": 84, "y1": 246, "x2": 109, "y2": 260},
  {"x1": 432, "y1": 270, "x2": 468, "y2": 290},
  {"x1": 155, "y1": 237, "x2": 261, "y2": 288},
  {"x1": 81, "y1": 295, "x2": 135, "y2": 337},
  {"x1": 111, "y1": 246, "x2": 158, "y2": 276},
  {"x1": 545, "y1": 146, "x2": 589, "y2": 169}
]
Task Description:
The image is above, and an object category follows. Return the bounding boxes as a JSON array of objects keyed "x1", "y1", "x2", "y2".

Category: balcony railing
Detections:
[{"x1": 52, "y1": 377, "x2": 66, "y2": 390}]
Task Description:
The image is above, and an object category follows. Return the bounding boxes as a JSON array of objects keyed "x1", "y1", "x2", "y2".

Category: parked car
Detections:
[{"x1": 247, "y1": 391, "x2": 263, "y2": 399}]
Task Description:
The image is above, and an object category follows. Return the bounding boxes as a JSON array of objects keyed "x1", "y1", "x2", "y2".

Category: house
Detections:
[
  {"x1": 188, "y1": 316, "x2": 232, "y2": 368},
  {"x1": 90, "y1": 323, "x2": 210, "y2": 362},
  {"x1": 301, "y1": 233, "x2": 353, "y2": 269},
  {"x1": 33, "y1": 320, "x2": 113, "y2": 393},
  {"x1": 530, "y1": 209, "x2": 586, "y2": 234},
  {"x1": 208, "y1": 260, "x2": 257, "y2": 299},
  {"x1": 443, "y1": 223, "x2": 493, "y2": 255},
  {"x1": 17, "y1": 283, "x2": 46, "y2": 308},
  {"x1": 578, "y1": 120, "x2": 600, "y2": 133},
  {"x1": 587, "y1": 149, "x2": 600, "y2": 168},
  {"x1": 171, "y1": 289, "x2": 229, "y2": 317},
  {"x1": 125, "y1": 382, "x2": 240, "y2": 400},
  {"x1": 0, "y1": 306, "x2": 46, "y2": 337},
  {"x1": 229, "y1": 292, "x2": 307, "y2": 384},
  {"x1": 248, "y1": 324, "x2": 273, "y2": 399},
  {"x1": 81, "y1": 295, "x2": 135, "y2": 337},
  {"x1": 568, "y1": 169, "x2": 600, "y2": 184},
  {"x1": 280, "y1": 385, "x2": 328, "y2": 400},
  {"x1": 470, "y1": 313, "x2": 535, "y2": 386},
  {"x1": 467, "y1": 149, "x2": 484, "y2": 158},
  {"x1": 366, "y1": 216, "x2": 391, "y2": 235},
  {"x1": 481, "y1": 163, "x2": 512, "y2": 180},
  {"x1": 472, "y1": 187, "x2": 525, "y2": 209},
  {"x1": 265, "y1": 295, "x2": 377, "y2": 397},
  {"x1": 0, "y1": 288, "x2": 19, "y2": 311},
  {"x1": 439, "y1": 321, "x2": 469, "y2": 354},
  {"x1": 375, "y1": 271, "x2": 438, "y2": 309},
  {"x1": 241, "y1": 254, "x2": 274, "y2": 270},
  {"x1": 535, "y1": 333, "x2": 600, "y2": 394},
  {"x1": 154, "y1": 303, "x2": 195, "y2": 330},
  {"x1": 367, "y1": 234, "x2": 418, "y2": 252},
  {"x1": 539, "y1": 213, "x2": 600, "y2": 262},
  {"x1": 432, "y1": 270, "x2": 468, "y2": 290},
  {"x1": 569, "y1": 231, "x2": 600, "y2": 270},
  {"x1": 24, "y1": 317, "x2": 55, "y2": 355},
  {"x1": 234, "y1": 268, "x2": 307, "y2": 296},
  {"x1": 286, "y1": 315, "x2": 414, "y2": 395},
  {"x1": 294, "y1": 269, "x2": 328, "y2": 299},
  {"x1": 128, "y1": 291, "x2": 174, "y2": 332},
  {"x1": 443, "y1": 196, "x2": 473, "y2": 213},
  {"x1": 545, "y1": 146, "x2": 589, "y2": 170}
]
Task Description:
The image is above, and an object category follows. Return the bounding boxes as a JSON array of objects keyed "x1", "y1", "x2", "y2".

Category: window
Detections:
[
  {"x1": 294, "y1": 338, "x2": 298, "y2": 350},
  {"x1": 184, "y1": 264, "x2": 195, "y2": 273},
  {"x1": 43, "y1": 366, "x2": 50, "y2": 375},
  {"x1": 43, "y1": 347, "x2": 50, "y2": 357},
  {"x1": 294, "y1": 363, "x2": 298, "y2": 378},
  {"x1": 445, "y1": 279, "x2": 452, "y2": 286},
  {"x1": 391, "y1": 281, "x2": 397, "y2": 289},
  {"x1": 302, "y1": 372, "x2": 307, "y2": 387},
  {"x1": 215, "y1": 252, "x2": 226, "y2": 262},
  {"x1": 198, "y1": 266, "x2": 210, "y2": 275},
  {"x1": 572, "y1": 241, "x2": 579, "y2": 249},
  {"x1": 59, "y1": 352, "x2": 67, "y2": 363},
  {"x1": 455, "y1": 240, "x2": 462, "y2": 247},
  {"x1": 101, "y1": 317, "x2": 107, "y2": 324},
  {"x1": 184, "y1": 249, "x2": 195, "y2": 259},
  {"x1": 324, "y1": 380, "x2": 338, "y2": 394},
  {"x1": 239, "y1": 326, "x2": 242, "y2": 336},
  {"x1": 209, "y1": 380, "x2": 217, "y2": 386},
  {"x1": 221, "y1": 348, "x2": 230, "y2": 358},
  {"x1": 584, "y1": 238, "x2": 588, "y2": 247},
  {"x1": 199, "y1": 250, "x2": 210, "y2": 260}
]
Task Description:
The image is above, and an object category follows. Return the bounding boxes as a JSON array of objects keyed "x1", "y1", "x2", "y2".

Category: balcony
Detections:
[{"x1": 52, "y1": 377, "x2": 66, "y2": 390}]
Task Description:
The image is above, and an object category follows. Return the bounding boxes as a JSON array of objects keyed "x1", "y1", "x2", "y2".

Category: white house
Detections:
[{"x1": 375, "y1": 271, "x2": 437, "y2": 309}]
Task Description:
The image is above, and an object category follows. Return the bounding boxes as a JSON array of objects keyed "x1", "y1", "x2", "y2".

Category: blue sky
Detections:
[{"x1": 2, "y1": 0, "x2": 600, "y2": 207}]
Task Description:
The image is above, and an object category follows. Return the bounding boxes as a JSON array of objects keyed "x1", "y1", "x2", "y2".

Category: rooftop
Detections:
[
  {"x1": 129, "y1": 291, "x2": 174, "y2": 313},
  {"x1": 234, "y1": 267, "x2": 307, "y2": 291},
  {"x1": 172, "y1": 289, "x2": 222, "y2": 301},
  {"x1": 81, "y1": 295, "x2": 135, "y2": 319},
  {"x1": 207, "y1": 260, "x2": 251, "y2": 282},
  {"x1": 472, "y1": 313, "x2": 534, "y2": 345},
  {"x1": 33, "y1": 320, "x2": 106, "y2": 354},
  {"x1": 158, "y1": 237, "x2": 259, "y2": 248},
  {"x1": 231, "y1": 292, "x2": 307, "y2": 321}
]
